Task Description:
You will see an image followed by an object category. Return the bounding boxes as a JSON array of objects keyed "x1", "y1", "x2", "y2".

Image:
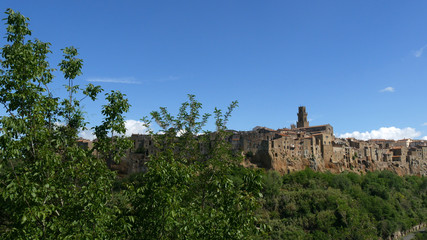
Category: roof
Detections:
[
  {"x1": 397, "y1": 139, "x2": 411, "y2": 142},
  {"x1": 297, "y1": 124, "x2": 331, "y2": 129}
]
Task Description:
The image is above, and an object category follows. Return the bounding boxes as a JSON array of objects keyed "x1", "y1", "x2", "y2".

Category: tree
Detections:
[
  {"x1": 0, "y1": 9, "x2": 263, "y2": 239},
  {"x1": 0, "y1": 9, "x2": 130, "y2": 239},
  {"x1": 129, "y1": 94, "x2": 263, "y2": 239}
]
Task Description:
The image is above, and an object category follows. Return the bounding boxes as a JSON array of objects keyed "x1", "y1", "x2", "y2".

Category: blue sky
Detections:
[{"x1": 1, "y1": 1, "x2": 427, "y2": 140}]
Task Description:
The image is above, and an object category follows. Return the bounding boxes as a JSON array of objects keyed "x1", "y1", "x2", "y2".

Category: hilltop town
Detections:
[{"x1": 79, "y1": 106, "x2": 427, "y2": 176}]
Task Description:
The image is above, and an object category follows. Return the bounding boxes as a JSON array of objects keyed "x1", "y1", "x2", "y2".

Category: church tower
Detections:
[{"x1": 297, "y1": 106, "x2": 309, "y2": 128}]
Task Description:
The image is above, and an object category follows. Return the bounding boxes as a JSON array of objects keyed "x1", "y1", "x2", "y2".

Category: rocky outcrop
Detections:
[
  {"x1": 235, "y1": 127, "x2": 426, "y2": 176},
  {"x1": 387, "y1": 222, "x2": 426, "y2": 240},
  {"x1": 84, "y1": 107, "x2": 427, "y2": 176}
]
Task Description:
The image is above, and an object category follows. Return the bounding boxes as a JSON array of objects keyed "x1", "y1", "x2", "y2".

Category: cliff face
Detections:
[
  {"x1": 119, "y1": 129, "x2": 426, "y2": 177},
  {"x1": 234, "y1": 127, "x2": 427, "y2": 176},
  {"x1": 106, "y1": 107, "x2": 427, "y2": 176}
]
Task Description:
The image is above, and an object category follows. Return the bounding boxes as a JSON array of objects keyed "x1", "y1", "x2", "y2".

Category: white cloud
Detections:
[
  {"x1": 87, "y1": 77, "x2": 140, "y2": 84},
  {"x1": 339, "y1": 127, "x2": 421, "y2": 140},
  {"x1": 422, "y1": 123, "x2": 427, "y2": 126},
  {"x1": 78, "y1": 129, "x2": 96, "y2": 140},
  {"x1": 379, "y1": 87, "x2": 395, "y2": 93},
  {"x1": 54, "y1": 121, "x2": 65, "y2": 127},
  {"x1": 423, "y1": 136, "x2": 427, "y2": 140},
  {"x1": 124, "y1": 120, "x2": 148, "y2": 136},
  {"x1": 78, "y1": 120, "x2": 148, "y2": 140},
  {"x1": 414, "y1": 44, "x2": 427, "y2": 57}
]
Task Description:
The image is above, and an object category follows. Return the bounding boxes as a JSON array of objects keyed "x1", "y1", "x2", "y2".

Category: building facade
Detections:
[{"x1": 90, "y1": 107, "x2": 427, "y2": 176}]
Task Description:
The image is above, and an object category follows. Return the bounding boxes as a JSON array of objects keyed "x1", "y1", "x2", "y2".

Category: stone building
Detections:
[
  {"x1": 228, "y1": 107, "x2": 426, "y2": 176},
  {"x1": 296, "y1": 106, "x2": 309, "y2": 128},
  {"x1": 76, "y1": 138, "x2": 93, "y2": 150},
  {"x1": 81, "y1": 106, "x2": 427, "y2": 176}
]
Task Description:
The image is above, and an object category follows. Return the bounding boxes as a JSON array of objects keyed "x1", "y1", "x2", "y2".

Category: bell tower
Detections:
[{"x1": 297, "y1": 106, "x2": 309, "y2": 128}]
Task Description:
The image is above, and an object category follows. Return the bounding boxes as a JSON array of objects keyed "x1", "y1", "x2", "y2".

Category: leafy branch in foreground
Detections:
[
  {"x1": 130, "y1": 94, "x2": 263, "y2": 240},
  {"x1": 0, "y1": 9, "x2": 130, "y2": 239}
]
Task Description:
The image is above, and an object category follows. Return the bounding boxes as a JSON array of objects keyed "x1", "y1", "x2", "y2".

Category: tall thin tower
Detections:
[{"x1": 297, "y1": 106, "x2": 309, "y2": 128}]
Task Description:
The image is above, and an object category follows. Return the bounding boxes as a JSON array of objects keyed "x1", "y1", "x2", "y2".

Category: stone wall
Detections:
[
  {"x1": 387, "y1": 222, "x2": 426, "y2": 240},
  {"x1": 80, "y1": 107, "x2": 427, "y2": 177},
  {"x1": 234, "y1": 125, "x2": 426, "y2": 176},
  {"x1": 113, "y1": 127, "x2": 427, "y2": 176}
]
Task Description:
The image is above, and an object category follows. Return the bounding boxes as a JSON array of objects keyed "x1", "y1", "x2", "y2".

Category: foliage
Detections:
[
  {"x1": 0, "y1": 9, "x2": 131, "y2": 239},
  {"x1": 258, "y1": 168, "x2": 426, "y2": 239},
  {"x1": 129, "y1": 95, "x2": 263, "y2": 239},
  {"x1": 414, "y1": 231, "x2": 427, "y2": 240},
  {"x1": 94, "y1": 90, "x2": 133, "y2": 166}
]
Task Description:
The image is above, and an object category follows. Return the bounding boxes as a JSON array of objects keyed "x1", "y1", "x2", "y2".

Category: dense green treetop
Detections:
[
  {"x1": 0, "y1": 9, "x2": 263, "y2": 239},
  {"x1": 0, "y1": 9, "x2": 131, "y2": 239}
]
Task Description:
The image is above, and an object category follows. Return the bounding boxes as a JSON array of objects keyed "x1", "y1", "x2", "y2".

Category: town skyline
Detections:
[{"x1": 91, "y1": 106, "x2": 426, "y2": 177}]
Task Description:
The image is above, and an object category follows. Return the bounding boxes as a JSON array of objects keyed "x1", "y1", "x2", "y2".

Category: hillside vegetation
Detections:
[{"x1": 257, "y1": 169, "x2": 426, "y2": 239}]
